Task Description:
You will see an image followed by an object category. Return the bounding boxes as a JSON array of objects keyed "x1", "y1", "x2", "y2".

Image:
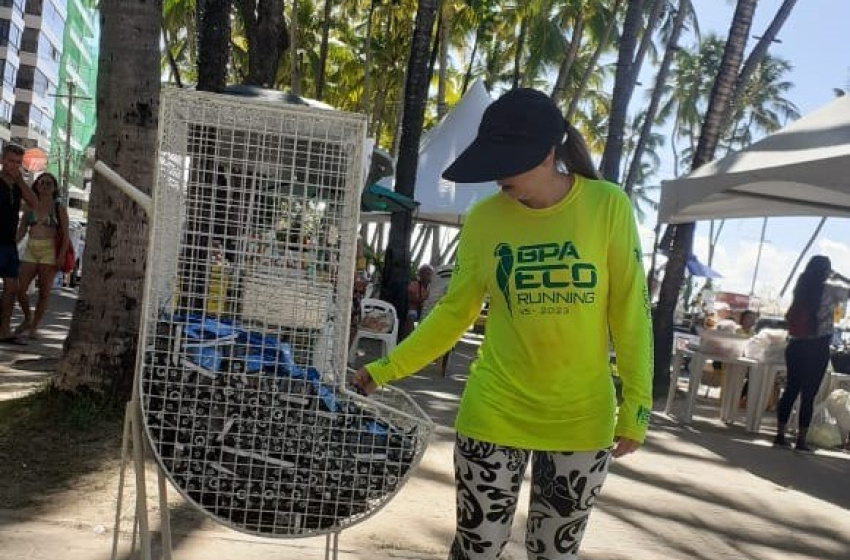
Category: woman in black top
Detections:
[{"x1": 775, "y1": 255, "x2": 850, "y2": 451}]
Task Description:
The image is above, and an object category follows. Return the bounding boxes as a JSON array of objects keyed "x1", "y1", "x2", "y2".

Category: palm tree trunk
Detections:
[
  {"x1": 315, "y1": 0, "x2": 333, "y2": 100},
  {"x1": 197, "y1": 0, "x2": 231, "y2": 92},
  {"x1": 633, "y1": 0, "x2": 665, "y2": 78},
  {"x1": 599, "y1": 0, "x2": 646, "y2": 182},
  {"x1": 428, "y1": 16, "x2": 441, "y2": 90},
  {"x1": 623, "y1": 0, "x2": 689, "y2": 195},
  {"x1": 370, "y1": 85, "x2": 388, "y2": 138},
  {"x1": 381, "y1": 0, "x2": 439, "y2": 326},
  {"x1": 163, "y1": 28, "x2": 184, "y2": 88},
  {"x1": 391, "y1": 80, "x2": 405, "y2": 157},
  {"x1": 512, "y1": 18, "x2": 528, "y2": 90},
  {"x1": 461, "y1": 24, "x2": 482, "y2": 94},
  {"x1": 671, "y1": 107, "x2": 682, "y2": 176},
  {"x1": 565, "y1": 0, "x2": 623, "y2": 121},
  {"x1": 361, "y1": 1, "x2": 376, "y2": 112},
  {"x1": 437, "y1": 2, "x2": 452, "y2": 119},
  {"x1": 653, "y1": 0, "x2": 758, "y2": 396},
  {"x1": 726, "y1": 0, "x2": 799, "y2": 124},
  {"x1": 551, "y1": 15, "x2": 584, "y2": 104},
  {"x1": 236, "y1": 0, "x2": 288, "y2": 87},
  {"x1": 56, "y1": 0, "x2": 162, "y2": 399},
  {"x1": 290, "y1": 0, "x2": 301, "y2": 94}
]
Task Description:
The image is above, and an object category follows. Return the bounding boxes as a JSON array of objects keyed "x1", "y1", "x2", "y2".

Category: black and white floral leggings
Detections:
[{"x1": 449, "y1": 434, "x2": 611, "y2": 560}]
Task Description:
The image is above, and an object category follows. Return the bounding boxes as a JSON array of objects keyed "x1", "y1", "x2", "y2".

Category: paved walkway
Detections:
[{"x1": 1, "y1": 291, "x2": 849, "y2": 559}]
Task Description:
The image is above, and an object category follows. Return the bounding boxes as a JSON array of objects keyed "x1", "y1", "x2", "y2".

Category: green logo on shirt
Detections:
[
  {"x1": 636, "y1": 405, "x2": 651, "y2": 426},
  {"x1": 493, "y1": 241, "x2": 598, "y2": 316},
  {"x1": 494, "y1": 243, "x2": 514, "y2": 314}
]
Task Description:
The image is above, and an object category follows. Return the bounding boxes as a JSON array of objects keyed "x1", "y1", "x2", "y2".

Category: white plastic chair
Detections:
[{"x1": 348, "y1": 298, "x2": 398, "y2": 363}]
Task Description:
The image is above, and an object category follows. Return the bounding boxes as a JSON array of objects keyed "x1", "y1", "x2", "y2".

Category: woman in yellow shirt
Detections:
[{"x1": 353, "y1": 89, "x2": 652, "y2": 560}]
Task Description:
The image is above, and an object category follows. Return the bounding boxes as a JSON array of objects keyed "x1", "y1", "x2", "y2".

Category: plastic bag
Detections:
[
  {"x1": 825, "y1": 389, "x2": 850, "y2": 432},
  {"x1": 744, "y1": 328, "x2": 787, "y2": 362},
  {"x1": 807, "y1": 404, "x2": 844, "y2": 448}
]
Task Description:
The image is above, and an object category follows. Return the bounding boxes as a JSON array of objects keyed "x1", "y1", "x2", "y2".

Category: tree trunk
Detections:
[
  {"x1": 623, "y1": 0, "x2": 689, "y2": 195},
  {"x1": 236, "y1": 0, "x2": 288, "y2": 88},
  {"x1": 290, "y1": 0, "x2": 301, "y2": 94},
  {"x1": 512, "y1": 18, "x2": 527, "y2": 90},
  {"x1": 197, "y1": 0, "x2": 231, "y2": 92},
  {"x1": 437, "y1": 2, "x2": 452, "y2": 119},
  {"x1": 427, "y1": 14, "x2": 441, "y2": 89},
  {"x1": 565, "y1": 0, "x2": 623, "y2": 121},
  {"x1": 726, "y1": 0, "x2": 798, "y2": 124},
  {"x1": 370, "y1": 85, "x2": 388, "y2": 139},
  {"x1": 56, "y1": 0, "x2": 162, "y2": 400},
  {"x1": 652, "y1": 0, "x2": 758, "y2": 397},
  {"x1": 599, "y1": 0, "x2": 645, "y2": 182},
  {"x1": 361, "y1": 1, "x2": 376, "y2": 112},
  {"x1": 381, "y1": 0, "x2": 439, "y2": 329},
  {"x1": 633, "y1": 0, "x2": 664, "y2": 79},
  {"x1": 315, "y1": 0, "x2": 333, "y2": 100},
  {"x1": 551, "y1": 15, "x2": 585, "y2": 104},
  {"x1": 163, "y1": 28, "x2": 184, "y2": 88},
  {"x1": 461, "y1": 23, "x2": 482, "y2": 94}
]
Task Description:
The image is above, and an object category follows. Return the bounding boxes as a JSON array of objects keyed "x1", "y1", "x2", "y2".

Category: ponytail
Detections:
[{"x1": 555, "y1": 121, "x2": 600, "y2": 180}]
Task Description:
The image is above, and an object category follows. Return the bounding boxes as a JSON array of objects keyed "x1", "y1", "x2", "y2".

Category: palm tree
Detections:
[
  {"x1": 197, "y1": 0, "x2": 231, "y2": 92},
  {"x1": 551, "y1": 1, "x2": 586, "y2": 103},
  {"x1": 599, "y1": 0, "x2": 665, "y2": 183},
  {"x1": 565, "y1": 0, "x2": 624, "y2": 120},
  {"x1": 623, "y1": 0, "x2": 691, "y2": 195},
  {"x1": 727, "y1": 54, "x2": 800, "y2": 146},
  {"x1": 314, "y1": 0, "x2": 334, "y2": 100},
  {"x1": 725, "y1": 0, "x2": 799, "y2": 125},
  {"x1": 289, "y1": 0, "x2": 302, "y2": 94},
  {"x1": 658, "y1": 35, "x2": 724, "y2": 175},
  {"x1": 652, "y1": 0, "x2": 759, "y2": 394},
  {"x1": 234, "y1": 0, "x2": 288, "y2": 87},
  {"x1": 380, "y1": 0, "x2": 439, "y2": 323},
  {"x1": 56, "y1": 0, "x2": 162, "y2": 399},
  {"x1": 162, "y1": 0, "x2": 197, "y2": 86}
]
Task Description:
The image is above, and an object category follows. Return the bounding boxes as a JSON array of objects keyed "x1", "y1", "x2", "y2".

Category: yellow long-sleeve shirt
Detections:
[{"x1": 366, "y1": 175, "x2": 653, "y2": 450}]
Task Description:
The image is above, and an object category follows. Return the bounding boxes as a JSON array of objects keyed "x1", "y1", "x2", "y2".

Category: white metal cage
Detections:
[{"x1": 138, "y1": 89, "x2": 432, "y2": 538}]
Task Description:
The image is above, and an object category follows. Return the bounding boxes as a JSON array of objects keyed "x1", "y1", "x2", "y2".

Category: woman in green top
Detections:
[{"x1": 353, "y1": 88, "x2": 653, "y2": 560}]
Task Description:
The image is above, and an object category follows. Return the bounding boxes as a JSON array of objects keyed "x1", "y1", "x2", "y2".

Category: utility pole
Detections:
[{"x1": 50, "y1": 79, "x2": 91, "y2": 200}]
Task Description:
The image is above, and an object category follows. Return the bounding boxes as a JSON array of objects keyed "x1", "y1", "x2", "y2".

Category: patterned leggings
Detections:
[{"x1": 449, "y1": 434, "x2": 611, "y2": 560}]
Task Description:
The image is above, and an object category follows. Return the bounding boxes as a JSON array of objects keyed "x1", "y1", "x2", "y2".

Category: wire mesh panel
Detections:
[{"x1": 139, "y1": 89, "x2": 432, "y2": 537}]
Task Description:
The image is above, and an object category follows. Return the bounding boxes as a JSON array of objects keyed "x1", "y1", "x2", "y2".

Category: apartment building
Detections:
[
  {"x1": 11, "y1": 0, "x2": 65, "y2": 151},
  {"x1": 0, "y1": 0, "x2": 25, "y2": 146}
]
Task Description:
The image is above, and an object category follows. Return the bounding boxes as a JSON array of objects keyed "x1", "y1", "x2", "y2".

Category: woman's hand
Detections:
[
  {"x1": 612, "y1": 436, "x2": 641, "y2": 458},
  {"x1": 351, "y1": 367, "x2": 378, "y2": 395}
]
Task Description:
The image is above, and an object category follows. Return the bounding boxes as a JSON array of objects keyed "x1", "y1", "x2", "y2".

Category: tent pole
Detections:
[
  {"x1": 780, "y1": 217, "x2": 827, "y2": 298},
  {"x1": 749, "y1": 217, "x2": 768, "y2": 298}
]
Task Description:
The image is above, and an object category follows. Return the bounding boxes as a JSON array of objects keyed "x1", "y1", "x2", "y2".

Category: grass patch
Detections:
[{"x1": 0, "y1": 385, "x2": 124, "y2": 508}]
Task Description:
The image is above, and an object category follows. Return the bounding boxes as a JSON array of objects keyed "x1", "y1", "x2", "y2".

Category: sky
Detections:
[{"x1": 638, "y1": 0, "x2": 850, "y2": 309}]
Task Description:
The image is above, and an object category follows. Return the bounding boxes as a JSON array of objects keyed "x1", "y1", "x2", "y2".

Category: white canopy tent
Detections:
[
  {"x1": 412, "y1": 79, "x2": 497, "y2": 225},
  {"x1": 659, "y1": 95, "x2": 850, "y2": 224}
]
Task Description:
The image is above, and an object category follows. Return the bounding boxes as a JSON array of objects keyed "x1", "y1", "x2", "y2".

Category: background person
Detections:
[
  {"x1": 15, "y1": 172, "x2": 69, "y2": 340},
  {"x1": 0, "y1": 144, "x2": 38, "y2": 345},
  {"x1": 402, "y1": 263, "x2": 433, "y2": 337},
  {"x1": 775, "y1": 255, "x2": 850, "y2": 451},
  {"x1": 353, "y1": 88, "x2": 652, "y2": 560}
]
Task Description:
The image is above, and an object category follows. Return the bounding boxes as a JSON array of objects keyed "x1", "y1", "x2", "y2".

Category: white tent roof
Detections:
[
  {"x1": 659, "y1": 95, "x2": 850, "y2": 224},
  {"x1": 413, "y1": 79, "x2": 497, "y2": 225}
]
